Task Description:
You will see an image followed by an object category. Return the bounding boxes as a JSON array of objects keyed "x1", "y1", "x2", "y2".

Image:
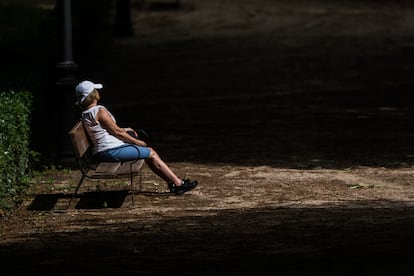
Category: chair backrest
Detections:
[{"x1": 69, "y1": 121, "x2": 90, "y2": 159}]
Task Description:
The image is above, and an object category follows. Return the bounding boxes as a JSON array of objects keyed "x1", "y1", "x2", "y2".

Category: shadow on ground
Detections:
[
  {"x1": 2, "y1": 202, "x2": 414, "y2": 275},
  {"x1": 27, "y1": 190, "x2": 130, "y2": 210}
]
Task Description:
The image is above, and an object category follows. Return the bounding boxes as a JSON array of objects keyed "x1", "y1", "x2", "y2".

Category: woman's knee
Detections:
[{"x1": 148, "y1": 147, "x2": 159, "y2": 159}]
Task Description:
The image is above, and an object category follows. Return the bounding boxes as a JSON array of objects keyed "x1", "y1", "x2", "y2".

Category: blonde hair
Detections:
[{"x1": 79, "y1": 89, "x2": 98, "y2": 109}]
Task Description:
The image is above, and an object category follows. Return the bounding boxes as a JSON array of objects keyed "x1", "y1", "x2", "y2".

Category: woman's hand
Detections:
[
  {"x1": 124, "y1": 127, "x2": 137, "y2": 137},
  {"x1": 124, "y1": 128, "x2": 147, "y2": 146}
]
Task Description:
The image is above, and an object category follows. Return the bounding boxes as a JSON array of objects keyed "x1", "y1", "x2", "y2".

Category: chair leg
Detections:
[
  {"x1": 130, "y1": 166, "x2": 135, "y2": 206},
  {"x1": 129, "y1": 166, "x2": 144, "y2": 206},
  {"x1": 139, "y1": 170, "x2": 142, "y2": 192},
  {"x1": 67, "y1": 174, "x2": 86, "y2": 209}
]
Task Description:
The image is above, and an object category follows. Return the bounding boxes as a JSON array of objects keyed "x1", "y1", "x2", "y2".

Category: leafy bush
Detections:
[{"x1": 0, "y1": 91, "x2": 33, "y2": 210}]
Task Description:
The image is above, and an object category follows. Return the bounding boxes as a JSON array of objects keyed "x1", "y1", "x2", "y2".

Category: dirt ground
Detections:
[{"x1": 2, "y1": 0, "x2": 414, "y2": 274}]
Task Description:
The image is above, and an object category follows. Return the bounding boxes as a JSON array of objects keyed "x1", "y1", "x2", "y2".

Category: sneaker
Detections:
[
  {"x1": 168, "y1": 178, "x2": 198, "y2": 195},
  {"x1": 168, "y1": 181, "x2": 176, "y2": 193},
  {"x1": 168, "y1": 178, "x2": 190, "y2": 193}
]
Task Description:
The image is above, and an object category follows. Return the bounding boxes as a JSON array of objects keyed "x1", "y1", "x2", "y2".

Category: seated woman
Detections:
[{"x1": 75, "y1": 80, "x2": 198, "y2": 195}]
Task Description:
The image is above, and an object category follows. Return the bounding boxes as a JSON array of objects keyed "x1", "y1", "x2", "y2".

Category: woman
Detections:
[{"x1": 75, "y1": 80, "x2": 198, "y2": 195}]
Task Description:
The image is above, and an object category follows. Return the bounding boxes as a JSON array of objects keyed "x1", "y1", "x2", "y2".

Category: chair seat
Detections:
[{"x1": 92, "y1": 160, "x2": 145, "y2": 178}]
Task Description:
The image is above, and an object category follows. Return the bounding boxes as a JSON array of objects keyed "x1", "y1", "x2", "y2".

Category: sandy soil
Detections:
[{"x1": 2, "y1": 0, "x2": 414, "y2": 274}]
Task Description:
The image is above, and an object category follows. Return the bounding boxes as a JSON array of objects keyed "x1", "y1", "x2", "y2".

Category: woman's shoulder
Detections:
[
  {"x1": 95, "y1": 105, "x2": 110, "y2": 111},
  {"x1": 96, "y1": 105, "x2": 111, "y2": 114},
  {"x1": 83, "y1": 105, "x2": 105, "y2": 112},
  {"x1": 82, "y1": 106, "x2": 104, "y2": 119}
]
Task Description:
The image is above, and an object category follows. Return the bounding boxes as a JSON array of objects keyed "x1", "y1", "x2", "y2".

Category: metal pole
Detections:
[
  {"x1": 62, "y1": 0, "x2": 74, "y2": 62},
  {"x1": 57, "y1": 0, "x2": 76, "y2": 71},
  {"x1": 56, "y1": 0, "x2": 78, "y2": 166}
]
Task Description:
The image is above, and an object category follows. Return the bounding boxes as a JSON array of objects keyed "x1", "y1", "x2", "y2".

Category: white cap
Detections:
[{"x1": 75, "y1": 80, "x2": 103, "y2": 104}]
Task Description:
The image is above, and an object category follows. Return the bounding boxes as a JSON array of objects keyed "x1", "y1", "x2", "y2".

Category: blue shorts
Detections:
[{"x1": 95, "y1": 144, "x2": 151, "y2": 162}]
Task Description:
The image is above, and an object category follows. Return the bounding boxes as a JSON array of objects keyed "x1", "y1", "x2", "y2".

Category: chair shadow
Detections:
[
  {"x1": 27, "y1": 193, "x2": 69, "y2": 211},
  {"x1": 134, "y1": 191, "x2": 172, "y2": 196},
  {"x1": 27, "y1": 190, "x2": 172, "y2": 211},
  {"x1": 74, "y1": 190, "x2": 129, "y2": 209}
]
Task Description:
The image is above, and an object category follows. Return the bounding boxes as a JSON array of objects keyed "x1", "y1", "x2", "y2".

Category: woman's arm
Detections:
[{"x1": 97, "y1": 107, "x2": 147, "y2": 147}]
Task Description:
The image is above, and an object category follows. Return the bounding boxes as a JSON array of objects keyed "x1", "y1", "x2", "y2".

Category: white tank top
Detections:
[{"x1": 81, "y1": 105, "x2": 125, "y2": 155}]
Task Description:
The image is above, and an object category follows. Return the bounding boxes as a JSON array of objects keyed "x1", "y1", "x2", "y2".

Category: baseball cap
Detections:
[{"x1": 75, "y1": 80, "x2": 103, "y2": 105}]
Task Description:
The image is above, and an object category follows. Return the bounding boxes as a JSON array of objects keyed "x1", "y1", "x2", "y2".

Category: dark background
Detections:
[
  {"x1": 1, "y1": 1, "x2": 414, "y2": 274},
  {"x1": 2, "y1": 0, "x2": 414, "y2": 168}
]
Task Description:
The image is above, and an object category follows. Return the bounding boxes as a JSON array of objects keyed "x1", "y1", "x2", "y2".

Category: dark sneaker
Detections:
[
  {"x1": 168, "y1": 178, "x2": 189, "y2": 193},
  {"x1": 168, "y1": 179, "x2": 198, "y2": 195},
  {"x1": 168, "y1": 181, "x2": 176, "y2": 193},
  {"x1": 175, "y1": 179, "x2": 198, "y2": 195}
]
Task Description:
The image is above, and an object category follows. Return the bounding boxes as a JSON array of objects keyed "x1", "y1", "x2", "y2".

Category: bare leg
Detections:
[{"x1": 145, "y1": 148, "x2": 182, "y2": 186}]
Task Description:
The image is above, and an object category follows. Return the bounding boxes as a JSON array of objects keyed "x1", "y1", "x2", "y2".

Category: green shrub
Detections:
[{"x1": 0, "y1": 91, "x2": 33, "y2": 210}]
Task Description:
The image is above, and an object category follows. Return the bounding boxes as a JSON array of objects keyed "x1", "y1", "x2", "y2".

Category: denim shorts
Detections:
[{"x1": 95, "y1": 144, "x2": 151, "y2": 162}]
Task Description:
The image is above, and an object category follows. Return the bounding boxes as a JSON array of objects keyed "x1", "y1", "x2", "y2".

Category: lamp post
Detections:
[{"x1": 56, "y1": 0, "x2": 77, "y2": 165}]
